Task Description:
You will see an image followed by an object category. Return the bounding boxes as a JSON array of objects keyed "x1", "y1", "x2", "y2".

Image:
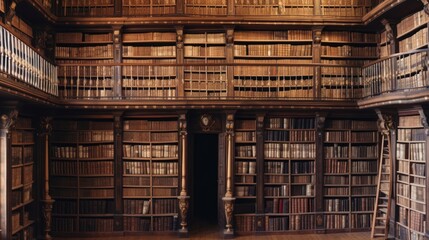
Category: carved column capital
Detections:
[
  {"x1": 176, "y1": 27, "x2": 184, "y2": 50},
  {"x1": 4, "y1": 0, "x2": 18, "y2": 25},
  {"x1": 226, "y1": 28, "x2": 234, "y2": 47},
  {"x1": 38, "y1": 117, "x2": 53, "y2": 137},
  {"x1": 226, "y1": 113, "x2": 234, "y2": 135},
  {"x1": 0, "y1": 109, "x2": 18, "y2": 130},
  {"x1": 312, "y1": 27, "x2": 323, "y2": 45},
  {"x1": 375, "y1": 109, "x2": 395, "y2": 136},
  {"x1": 179, "y1": 113, "x2": 187, "y2": 136}
]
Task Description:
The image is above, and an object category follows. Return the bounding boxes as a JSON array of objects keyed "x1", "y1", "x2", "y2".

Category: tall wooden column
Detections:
[
  {"x1": 0, "y1": 109, "x2": 18, "y2": 240},
  {"x1": 38, "y1": 117, "x2": 54, "y2": 240},
  {"x1": 226, "y1": 28, "x2": 234, "y2": 98},
  {"x1": 315, "y1": 112, "x2": 326, "y2": 232},
  {"x1": 223, "y1": 113, "x2": 235, "y2": 238},
  {"x1": 176, "y1": 26, "x2": 184, "y2": 98},
  {"x1": 113, "y1": 113, "x2": 123, "y2": 231},
  {"x1": 178, "y1": 113, "x2": 190, "y2": 237},
  {"x1": 255, "y1": 114, "x2": 265, "y2": 231},
  {"x1": 113, "y1": 26, "x2": 122, "y2": 98},
  {"x1": 312, "y1": 27, "x2": 323, "y2": 100}
]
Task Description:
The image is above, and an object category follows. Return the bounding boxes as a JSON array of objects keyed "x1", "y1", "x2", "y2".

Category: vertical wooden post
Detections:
[
  {"x1": 176, "y1": 0, "x2": 184, "y2": 14},
  {"x1": 223, "y1": 112, "x2": 235, "y2": 238},
  {"x1": 225, "y1": 27, "x2": 234, "y2": 99},
  {"x1": 176, "y1": 26, "x2": 184, "y2": 98},
  {"x1": 227, "y1": 0, "x2": 234, "y2": 16},
  {"x1": 312, "y1": 27, "x2": 323, "y2": 100},
  {"x1": 313, "y1": 0, "x2": 321, "y2": 15},
  {"x1": 113, "y1": 26, "x2": 122, "y2": 99},
  {"x1": 178, "y1": 113, "x2": 189, "y2": 237},
  {"x1": 38, "y1": 116, "x2": 54, "y2": 240},
  {"x1": 255, "y1": 114, "x2": 265, "y2": 231},
  {"x1": 0, "y1": 109, "x2": 18, "y2": 240},
  {"x1": 315, "y1": 112, "x2": 326, "y2": 233},
  {"x1": 114, "y1": 0, "x2": 122, "y2": 16},
  {"x1": 113, "y1": 113, "x2": 123, "y2": 231}
]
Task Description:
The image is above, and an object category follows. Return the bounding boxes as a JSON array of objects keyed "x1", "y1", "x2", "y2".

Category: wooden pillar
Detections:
[
  {"x1": 315, "y1": 112, "x2": 326, "y2": 232},
  {"x1": 176, "y1": 0, "x2": 184, "y2": 14},
  {"x1": 313, "y1": 0, "x2": 321, "y2": 15},
  {"x1": 255, "y1": 114, "x2": 265, "y2": 231},
  {"x1": 38, "y1": 117, "x2": 54, "y2": 240},
  {"x1": 114, "y1": 0, "x2": 122, "y2": 16},
  {"x1": 0, "y1": 109, "x2": 18, "y2": 240},
  {"x1": 225, "y1": 27, "x2": 234, "y2": 99},
  {"x1": 178, "y1": 113, "x2": 190, "y2": 237},
  {"x1": 312, "y1": 27, "x2": 323, "y2": 100},
  {"x1": 227, "y1": 0, "x2": 234, "y2": 16},
  {"x1": 113, "y1": 26, "x2": 122, "y2": 99},
  {"x1": 176, "y1": 26, "x2": 184, "y2": 98},
  {"x1": 223, "y1": 112, "x2": 235, "y2": 238},
  {"x1": 113, "y1": 113, "x2": 123, "y2": 231}
]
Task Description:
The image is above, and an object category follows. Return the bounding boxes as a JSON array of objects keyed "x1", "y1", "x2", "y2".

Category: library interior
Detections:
[{"x1": 0, "y1": 0, "x2": 428, "y2": 239}]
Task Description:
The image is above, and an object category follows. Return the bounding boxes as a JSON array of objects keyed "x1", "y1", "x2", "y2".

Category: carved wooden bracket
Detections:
[
  {"x1": 176, "y1": 26, "x2": 184, "y2": 50},
  {"x1": 38, "y1": 117, "x2": 52, "y2": 136},
  {"x1": 226, "y1": 113, "x2": 234, "y2": 135},
  {"x1": 0, "y1": 109, "x2": 18, "y2": 130},
  {"x1": 179, "y1": 114, "x2": 187, "y2": 136},
  {"x1": 226, "y1": 28, "x2": 234, "y2": 47},
  {"x1": 375, "y1": 109, "x2": 395, "y2": 136},
  {"x1": 312, "y1": 27, "x2": 323, "y2": 45}
]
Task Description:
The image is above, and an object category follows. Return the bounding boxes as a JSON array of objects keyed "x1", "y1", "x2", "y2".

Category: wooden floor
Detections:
[{"x1": 55, "y1": 227, "x2": 371, "y2": 240}]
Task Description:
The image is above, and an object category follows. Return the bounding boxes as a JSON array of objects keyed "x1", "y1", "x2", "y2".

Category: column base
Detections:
[
  {"x1": 223, "y1": 229, "x2": 235, "y2": 239},
  {"x1": 177, "y1": 228, "x2": 189, "y2": 238}
]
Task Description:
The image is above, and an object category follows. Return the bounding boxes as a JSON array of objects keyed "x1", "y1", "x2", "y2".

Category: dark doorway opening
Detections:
[{"x1": 192, "y1": 133, "x2": 219, "y2": 227}]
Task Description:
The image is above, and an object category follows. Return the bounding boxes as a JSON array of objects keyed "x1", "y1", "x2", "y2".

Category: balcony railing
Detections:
[
  {"x1": 0, "y1": 26, "x2": 58, "y2": 96},
  {"x1": 362, "y1": 49, "x2": 429, "y2": 98},
  {"x1": 57, "y1": 63, "x2": 364, "y2": 101}
]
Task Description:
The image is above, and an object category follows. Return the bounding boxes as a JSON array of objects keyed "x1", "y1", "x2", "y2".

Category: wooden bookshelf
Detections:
[
  {"x1": 395, "y1": 113, "x2": 426, "y2": 240},
  {"x1": 397, "y1": 9, "x2": 429, "y2": 53},
  {"x1": 185, "y1": 0, "x2": 227, "y2": 15},
  {"x1": 10, "y1": 116, "x2": 36, "y2": 240},
  {"x1": 323, "y1": 119, "x2": 378, "y2": 231},
  {"x1": 263, "y1": 117, "x2": 316, "y2": 232},
  {"x1": 122, "y1": 0, "x2": 176, "y2": 16},
  {"x1": 58, "y1": 0, "x2": 115, "y2": 17},
  {"x1": 122, "y1": 31, "x2": 177, "y2": 99},
  {"x1": 50, "y1": 119, "x2": 115, "y2": 234},
  {"x1": 56, "y1": 31, "x2": 114, "y2": 99},
  {"x1": 184, "y1": 32, "x2": 227, "y2": 98},
  {"x1": 122, "y1": 117, "x2": 179, "y2": 232},
  {"x1": 320, "y1": 0, "x2": 372, "y2": 17},
  {"x1": 234, "y1": 0, "x2": 314, "y2": 16},
  {"x1": 11, "y1": 16, "x2": 33, "y2": 44},
  {"x1": 321, "y1": 31, "x2": 378, "y2": 99},
  {"x1": 234, "y1": 118, "x2": 257, "y2": 232},
  {"x1": 233, "y1": 30, "x2": 314, "y2": 99}
]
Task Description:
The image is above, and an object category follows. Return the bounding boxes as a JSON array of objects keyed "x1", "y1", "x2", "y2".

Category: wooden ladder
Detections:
[{"x1": 371, "y1": 134, "x2": 392, "y2": 239}]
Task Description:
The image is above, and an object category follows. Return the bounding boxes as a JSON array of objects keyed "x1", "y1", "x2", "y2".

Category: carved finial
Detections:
[
  {"x1": 313, "y1": 27, "x2": 323, "y2": 44},
  {"x1": 0, "y1": 110, "x2": 18, "y2": 130},
  {"x1": 226, "y1": 114, "x2": 234, "y2": 134},
  {"x1": 176, "y1": 28, "x2": 184, "y2": 49},
  {"x1": 4, "y1": 1, "x2": 18, "y2": 25},
  {"x1": 226, "y1": 28, "x2": 234, "y2": 46},
  {"x1": 38, "y1": 117, "x2": 53, "y2": 136},
  {"x1": 179, "y1": 114, "x2": 187, "y2": 135}
]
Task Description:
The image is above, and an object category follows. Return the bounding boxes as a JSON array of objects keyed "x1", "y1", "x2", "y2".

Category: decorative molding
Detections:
[
  {"x1": 38, "y1": 116, "x2": 52, "y2": 136},
  {"x1": 375, "y1": 109, "x2": 395, "y2": 136},
  {"x1": 176, "y1": 27, "x2": 184, "y2": 49},
  {"x1": 312, "y1": 27, "x2": 323, "y2": 45},
  {"x1": 226, "y1": 28, "x2": 234, "y2": 47},
  {"x1": 225, "y1": 113, "x2": 234, "y2": 135},
  {"x1": 42, "y1": 199, "x2": 54, "y2": 240},
  {"x1": 0, "y1": 109, "x2": 18, "y2": 130},
  {"x1": 200, "y1": 113, "x2": 215, "y2": 132}
]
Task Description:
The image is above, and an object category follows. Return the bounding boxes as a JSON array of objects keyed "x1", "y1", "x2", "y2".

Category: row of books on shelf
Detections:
[
  {"x1": 124, "y1": 199, "x2": 177, "y2": 214},
  {"x1": 185, "y1": 4, "x2": 227, "y2": 15},
  {"x1": 398, "y1": 129, "x2": 426, "y2": 141},
  {"x1": 324, "y1": 159, "x2": 348, "y2": 173},
  {"x1": 326, "y1": 119, "x2": 376, "y2": 130},
  {"x1": 124, "y1": 161, "x2": 178, "y2": 175},
  {"x1": 59, "y1": 89, "x2": 115, "y2": 99},
  {"x1": 123, "y1": 217, "x2": 150, "y2": 232},
  {"x1": 12, "y1": 165, "x2": 33, "y2": 187},
  {"x1": 123, "y1": 46, "x2": 176, "y2": 57},
  {"x1": 351, "y1": 161, "x2": 377, "y2": 173},
  {"x1": 235, "y1": 131, "x2": 256, "y2": 142},
  {"x1": 56, "y1": 45, "x2": 113, "y2": 58},
  {"x1": 397, "y1": 9, "x2": 429, "y2": 37},
  {"x1": 54, "y1": 199, "x2": 114, "y2": 214},
  {"x1": 235, "y1": 3, "x2": 313, "y2": 16},
  {"x1": 236, "y1": 145, "x2": 256, "y2": 158},
  {"x1": 52, "y1": 188, "x2": 115, "y2": 198},
  {"x1": 184, "y1": 46, "x2": 225, "y2": 57},
  {"x1": 184, "y1": 33, "x2": 225, "y2": 44},
  {"x1": 396, "y1": 72, "x2": 428, "y2": 90},
  {"x1": 52, "y1": 144, "x2": 114, "y2": 159},
  {"x1": 265, "y1": 130, "x2": 315, "y2": 142},
  {"x1": 265, "y1": 198, "x2": 289, "y2": 213},
  {"x1": 56, "y1": 32, "x2": 113, "y2": 43},
  {"x1": 235, "y1": 30, "x2": 312, "y2": 41},
  {"x1": 265, "y1": 161, "x2": 288, "y2": 174},
  {"x1": 124, "y1": 120, "x2": 178, "y2": 131},
  {"x1": 397, "y1": 143, "x2": 425, "y2": 161},
  {"x1": 11, "y1": 187, "x2": 32, "y2": 207},
  {"x1": 235, "y1": 161, "x2": 256, "y2": 174},
  {"x1": 123, "y1": 79, "x2": 176, "y2": 88},
  {"x1": 325, "y1": 131, "x2": 350, "y2": 142},
  {"x1": 58, "y1": 66, "x2": 113, "y2": 78},
  {"x1": 234, "y1": 44, "x2": 312, "y2": 57},
  {"x1": 50, "y1": 161, "x2": 114, "y2": 175},
  {"x1": 322, "y1": 32, "x2": 377, "y2": 42},
  {"x1": 233, "y1": 88, "x2": 313, "y2": 99},
  {"x1": 123, "y1": 32, "x2": 176, "y2": 42},
  {"x1": 264, "y1": 143, "x2": 316, "y2": 159},
  {"x1": 12, "y1": 147, "x2": 33, "y2": 165},
  {"x1": 123, "y1": 187, "x2": 178, "y2": 198},
  {"x1": 324, "y1": 145, "x2": 348, "y2": 158},
  {"x1": 399, "y1": 28, "x2": 428, "y2": 52},
  {"x1": 320, "y1": 4, "x2": 370, "y2": 17},
  {"x1": 124, "y1": 131, "x2": 178, "y2": 142},
  {"x1": 79, "y1": 218, "x2": 114, "y2": 232},
  {"x1": 54, "y1": 120, "x2": 113, "y2": 131},
  {"x1": 123, "y1": 144, "x2": 178, "y2": 159},
  {"x1": 52, "y1": 131, "x2": 114, "y2": 143},
  {"x1": 321, "y1": 46, "x2": 377, "y2": 57},
  {"x1": 267, "y1": 118, "x2": 315, "y2": 129},
  {"x1": 12, "y1": 132, "x2": 34, "y2": 144}
]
